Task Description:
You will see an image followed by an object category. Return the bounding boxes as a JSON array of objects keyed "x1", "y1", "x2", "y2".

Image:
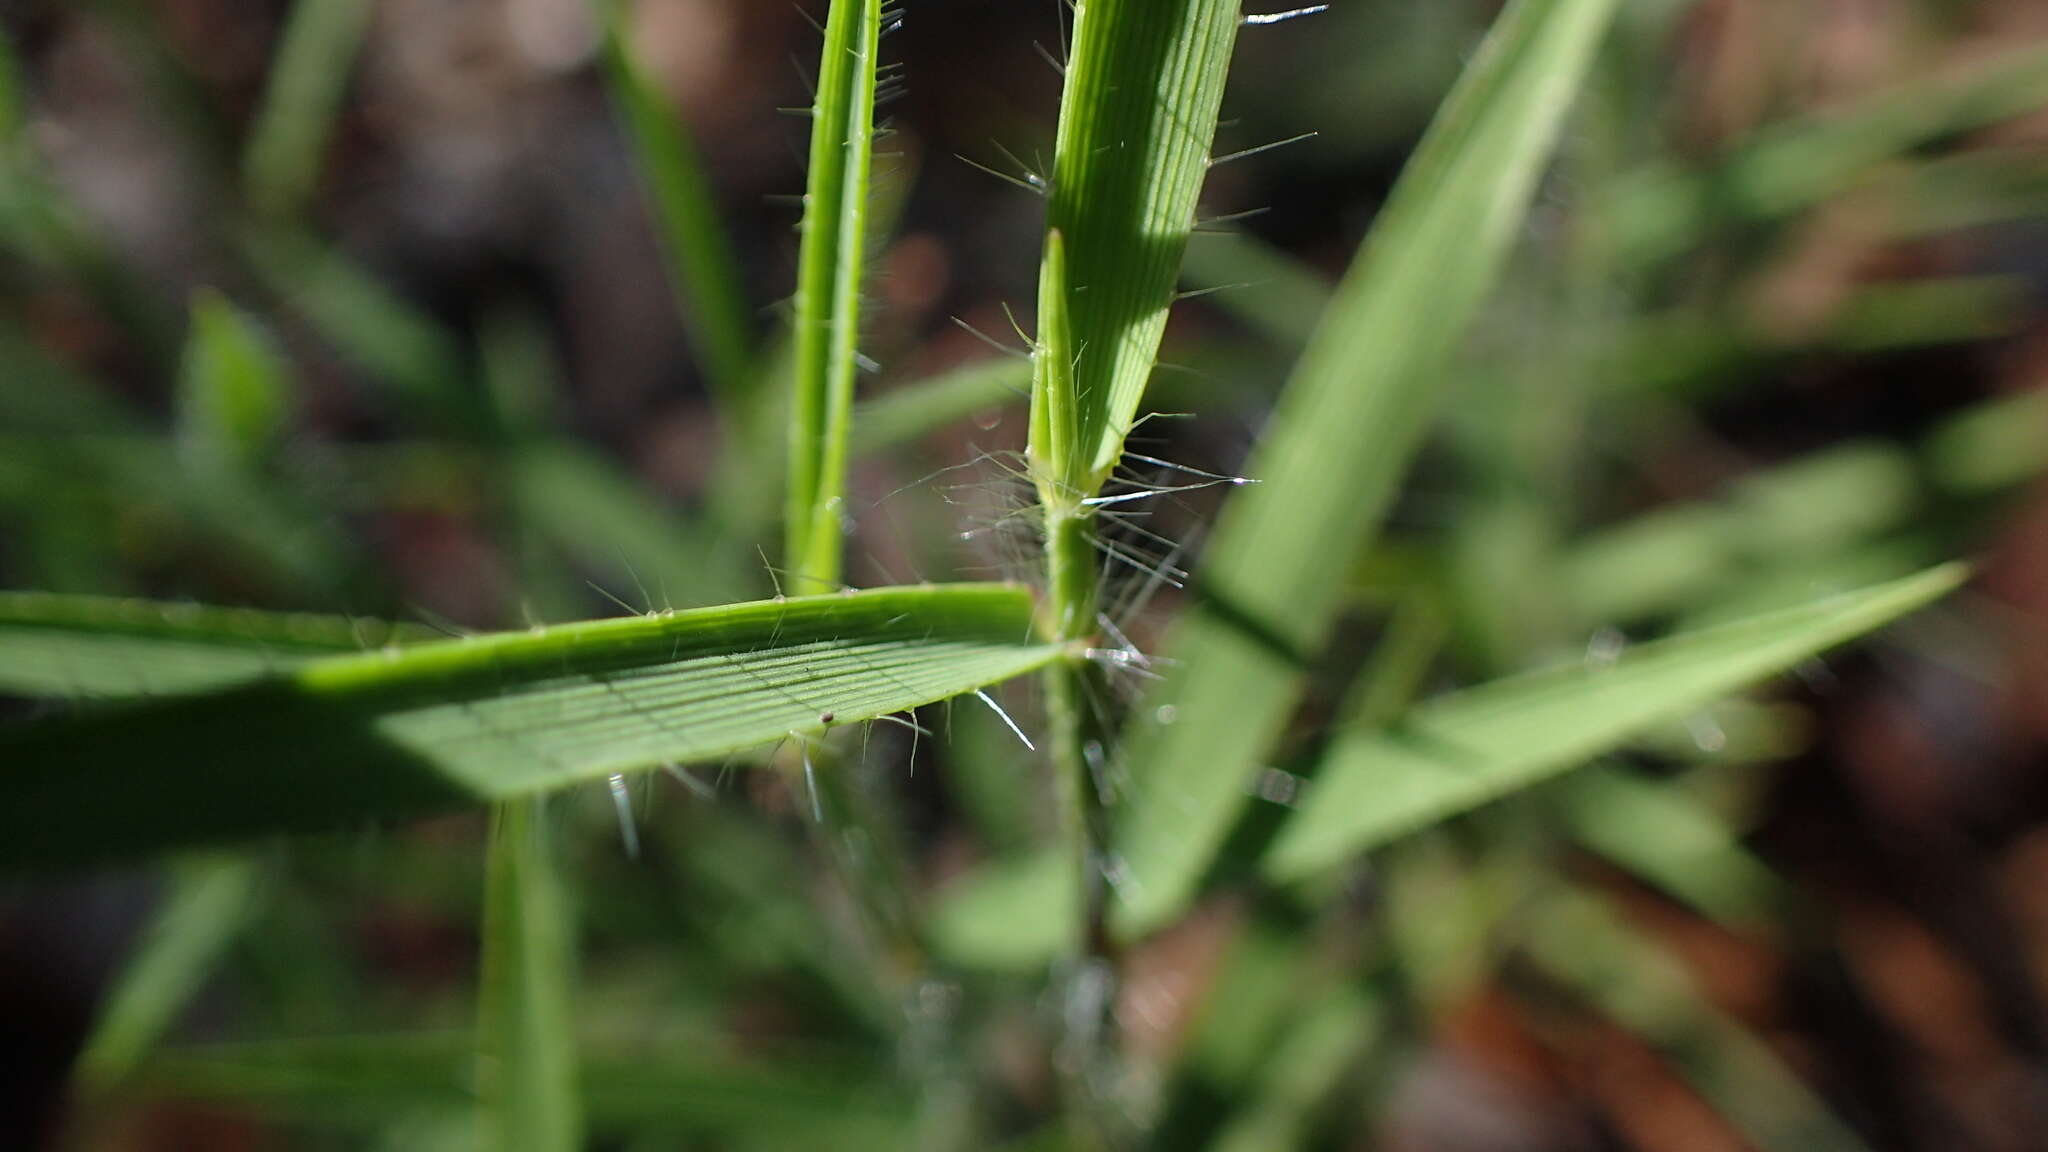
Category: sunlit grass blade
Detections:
[
  {"x1": 477, "y1": 797, "x2": 580, "y2": 1152},
  {"x1": 599, "y1": 2, "x2": 753, "y2": 408},
  {"x1": 1021, "y1": 11, "x2": 1250, "y2": 1083},
  {"x1": 73, "y1": 856, "x2": 264, "y2": 1091},
  {"x1": 241, "y1": 0, "x2": 374, "y2": 218},
  {"x1": 1522, "y1": 885, "x2": 1873, "y2": 1152},
  {"x1": 0, "y1": 591, "x2": 422, "y2": 698},
  {"x1": 1037, "y1": 0, "x2": 1241, "y2": 487},
  {"x1": 0, "y1": 583, "x2": 1058, "y2": 868},
  {"x1": 1265, "y1": 564, "x2": 1964, "y2": 881},
  {"x1": 1115, "y1": 0, "x2": 1624, "y2": 936},
  {"x1": 785, "y1": 0, "x2": 882, "y2": 594}
]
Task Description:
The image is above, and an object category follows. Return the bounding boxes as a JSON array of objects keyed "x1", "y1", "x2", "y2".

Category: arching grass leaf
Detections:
[
  {"x1": 1265, "y1": 564, "x2": 1963, "y2": 880},
  {"x1": 0, "y1": 583, "x2": 1057, "y2": 868}
]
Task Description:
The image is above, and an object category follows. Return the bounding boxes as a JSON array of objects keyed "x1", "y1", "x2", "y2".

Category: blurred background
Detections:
[{"x1": 3, "y1": 0, "x2": 2048, "y2": 1148}]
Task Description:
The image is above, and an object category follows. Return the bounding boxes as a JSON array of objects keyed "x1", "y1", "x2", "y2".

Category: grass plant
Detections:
[{"x1": 2, "y1": 0, "x2": 2040, "y2": 1148}]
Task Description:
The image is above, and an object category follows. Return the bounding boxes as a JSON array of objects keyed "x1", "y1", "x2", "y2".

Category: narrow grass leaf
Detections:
[
  {"x1": 1029, "y1": 227, "x2": 1078, "y2": 495},
  {"x1": 1522, "y1": 886, "x2": 1872, "y2": 1152},
  {"x1": 512, "y1": 443, "x2": 753, "y2": 609},
  {"x1": 1563, "y1": 767, "x2": 1782, "y2": 925},
  {"x1": 0, "y1": 584, "x2": 1057, "y2": 868},
  {"x1": 477, "y1": 797, "x2": 580, "y2": 1152},
  {"x1": 178, "y1": 290, "x2": 291, "y2": 468},
  {"x1": 929, "y1": 849, "x2": 1069, "y2": 970},
  {"x1": 1924, "y1": 387, "x2": 2048, "y2": 495},
  {"x1": 1039, "y1": 0, "x2": 1242, "y2": 486},
  {"x1": 785, "y1": 0, "x2": 881, "y2": 593},
  {"x1": 241, "y1": 0, "x2": 374, "y2": 218},
  {"x1": 1562, "y1": 442, "x2": 1918, "y2": 627},
  {"x1": 131, "y1": 1033, "x2": 912, "y2": 1142},
  {"x1": 1208, "y1": 989, "x2": 1378, "y2": 1152},
  {"x1": 1115, "y1": 0, "x2": 1623, "y2": 935},
  {"x1": 0, "y1": 591, "x2": 422, "y2": 698},
  {"x1": 600, "y1": 3, "x2": 753, "y2": 406},
  {"x1": 237, "y1": 228, "x2": 475, "y2": 429},
  {"x1": 849, "y1": 358, "x2": 1031, "y2": 457},
  {"x1": 1265, "y1": 564, "x2": 1963, "y2": 881},
  {"x1": 1177, "y1": 228, "x2": 1331, "y2": 350},
  {"x1": 73, "y1": 856, "x2": 264, "y2": 1090},
  {"x1": 1610, "y1": 41, "x2": 2048, "y2": 268}
]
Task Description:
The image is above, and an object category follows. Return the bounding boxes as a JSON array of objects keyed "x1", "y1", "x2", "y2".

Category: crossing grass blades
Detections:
[{"x1": 4, "y1": 0, "x2": 2038, "y2": 1148}]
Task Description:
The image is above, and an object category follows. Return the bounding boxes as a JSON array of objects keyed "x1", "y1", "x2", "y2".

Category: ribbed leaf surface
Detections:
[{"x1": 0, "y1": 584, "x2": 1057, "y2": 867}]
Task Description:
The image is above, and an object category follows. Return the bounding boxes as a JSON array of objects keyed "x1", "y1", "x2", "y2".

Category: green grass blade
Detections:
[
  {"x1": 785, "y1": 0, "x2": 881, "y2": 594},
  {"x1": 73, "y1": 856, "x2": 264, "y2": 1090},
  {"x1": 1114, "y1": 0, "x2": 1623, "y2": 936},
  {"x1": 1522, "y1": 886, "x2": 1872, "y2": 1152},
  {"x1": 512, "y1": 443, "x2": 753, "y2": 609},
  {"x1": 0, "y1": 27, "x2": 176, "y2": 358},
  {"x1": 237, "y1": 228, "x2": 475, "y2": 430},
  {"x1": 1029, "y1": 227, "x2": 1079, "y2": 496},
  {"x1": 929, "y1": 849, "x2": 1067, "y2": 970},
  {"x1": 178, "y1": 290, "x2": 292, "y2": 469},
  {"x1": 0, "y1": 592, "x2": 423, "y2": 698},
  {"x1": 1563, "y1": 767, "x2": 1783, "y2": 926},
  {"x1": 0, "y1": 319, "x2": 349, "y2": 594},
  {"x1": 0, "y1": 24, "x2": 20, "y2": 139},
  {"x1": 1610, "y1": 41, "x2": 2048, "y2": 268},
  {"x1": 599, "y1": 3, "x2": 753, "y2": 407},
  {"x1": 0, "y1": 583, "x2": 1058, "y2": 868},
  {"x1": 1563, "y1": 377, "x2": 2048, "y2": 631},
  {"x1": 1038, "y1": 0, "x2": 1241, "y2": 486},
  {"x1": 241, "y1": 0, "x2": 374, "y2": 218},
  {"x1": 1924, "y1": 387, "x2": 2048, "y2": 495},
  {"x1": 0, "y1": 315, "x2": 142, "y2": 435},
  {"x1": 1562, "y1": 442, "x2": 1919, "y2": 627},
  {"x1": 849, "y1": 358, "x2": 1030, "y2": 457},
  {"x1": 1265, "y1": 564, "x2": 1964, "y2": 881},
  {"x1": 130, "y1": 1033, "x2": 913, "y2": 1143},
  {"x1": 1207, "y1": 988, "x2": 1377, "y2": 1152},
  {"x1": 477, "y1": 797, "x2": 580, "y2": 1152},
  {"x1": 1176, "y1": 228, "x2": 1330, "y2": 350}
]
